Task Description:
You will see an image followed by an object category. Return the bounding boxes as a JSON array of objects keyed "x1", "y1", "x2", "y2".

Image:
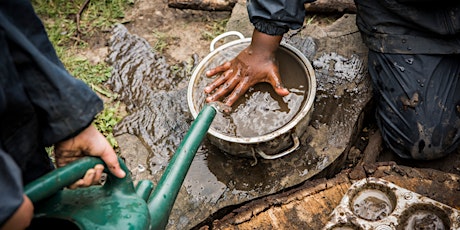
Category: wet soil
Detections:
[
  {"x1": 78, "y1": 0, "x2": 460, "y2": 177},
  {"x1": 74, "y1": 0, "x2": 460, "y2": 228}
]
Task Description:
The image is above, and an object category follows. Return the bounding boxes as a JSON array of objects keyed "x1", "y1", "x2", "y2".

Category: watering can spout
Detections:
[
  {"x1": 24, "y1": 105, "x2": 216, "y2": 230},
  {"x1": 147, "y1": 104, "x2": 216, "y2": 229}
]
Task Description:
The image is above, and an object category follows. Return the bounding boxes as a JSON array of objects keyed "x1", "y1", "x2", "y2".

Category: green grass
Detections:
[
  {"x1": 33, "y1": 0, "x2": 128, "y2": 45},
  {"x1": 152, "y1": 31, "x2": 170, "y2": 53},
  {"x1": 32, "y1": 0, "x2": 132, "y2": 149},
  {"x1": 201, "y1": 18, "x2": 229, "y2": 41}
]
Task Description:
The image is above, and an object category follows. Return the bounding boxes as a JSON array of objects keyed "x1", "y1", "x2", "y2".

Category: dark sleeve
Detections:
[
  {"x1": 0, "y1": 149, "x2": 23, "y2": 227},
  {"x1": 396, "y1": 0, "x2": 452, "y2": 3},
  {"x1": 247, "y1": 0, "x2": 314, "y2": 35},
  {"x1": 0, "y1": 0, "x2": 103, "y2": 145}
]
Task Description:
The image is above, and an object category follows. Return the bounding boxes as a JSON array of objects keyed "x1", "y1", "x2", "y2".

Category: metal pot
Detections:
[{"x1": 187, "y1": 31, "x2": 316, "y2": 160}]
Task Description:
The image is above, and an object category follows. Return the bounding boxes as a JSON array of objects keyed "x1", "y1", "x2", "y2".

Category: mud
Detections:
[
  {"x1": 99, "y1": 1, "x2": 460, "y2": 230},
  {"x1": 108, "y1": 11, "x2": 373, "y2": 230},
  {"x1": 106, "y1": 22, "x2": 346, "y2": 230},
  {"x1": 53, "y1": 0, "x2": 460, "y2": 228}
]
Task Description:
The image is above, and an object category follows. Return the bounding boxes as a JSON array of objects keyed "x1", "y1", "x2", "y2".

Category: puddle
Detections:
[
  {"x1": 404, "y1": 211, "x2": 446, "y2": 230},
  {"x1": 351, "y1": 189, "x2": 394, "y2": 221},
  {"x1": 399, "y1": 204, "x2": 450, "y2": 230},
  {"x1": 106, "y1": 24, "x2": 360, "y2": 229}
]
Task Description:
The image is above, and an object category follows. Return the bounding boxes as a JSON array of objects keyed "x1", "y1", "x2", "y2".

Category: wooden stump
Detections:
[
  {"x1": 305, "y1": 0, "x2": 356, "y2": 13},
  {"x1": 167, "y1": 0, "x2": 237, "y2": 11},
  {"x1": 200, "y1": 163, "x2": 460, "y2": 229}
]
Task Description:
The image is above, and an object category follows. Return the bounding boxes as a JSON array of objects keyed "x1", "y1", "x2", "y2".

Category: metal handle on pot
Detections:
[
  {"x1": 210, "y1": 31, "x2": 245, "y2": 52},
  {"x1": 254, "y1": 133, "x2": 300, "y2": 160}
]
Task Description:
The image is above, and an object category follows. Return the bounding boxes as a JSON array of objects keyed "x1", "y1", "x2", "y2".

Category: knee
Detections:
[{"x1": 382, "y1": 122, "x2": 460, "y2": 160}]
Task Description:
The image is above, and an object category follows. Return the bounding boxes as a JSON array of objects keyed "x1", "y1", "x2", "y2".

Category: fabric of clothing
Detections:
[
  {"x1": 354, "y1": 0, "x2": 460, "y2": 54},
  {"x1": 246, "y1": 0, "x2": 460, "y2": 159},
  {"x1": 0, "y1": 0, "x2": 103, "y2": 226},
  {"x1": 368, "y1": 51, "x2": 460, "y2": 160},
  {"x1": 247, "y1": 0, "x2": 314, "y2": 36}
]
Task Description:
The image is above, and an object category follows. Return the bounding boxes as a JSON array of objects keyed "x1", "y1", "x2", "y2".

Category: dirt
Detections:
[
  {"x1": 75, "y1": 0, "x2": 460, "y2": 228},
  {"x1": 78, "y1": 0, "x2": 460, "y2": 177},
  {"x1": 82, "y1": 0, "x2": 231, "y2": 66}
]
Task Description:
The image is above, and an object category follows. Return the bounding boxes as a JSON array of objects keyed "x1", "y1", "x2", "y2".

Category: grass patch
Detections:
[
  {"x1": 201, "y1": 18, "x2": 229, "y2": 41},
  {"x1": 32, "y1": 0, "x2": 129, "y2": 46},
  {"x1": 32, "y1": 0, "x2": 132, "y2": 149},
  {"x1": 152, "y1": 31, "x2": 170, "y2": 53}
]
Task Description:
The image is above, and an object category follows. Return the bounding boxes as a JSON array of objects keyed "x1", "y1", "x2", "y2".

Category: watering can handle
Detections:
[
  {"x1": 254, "y1": 133, "x2": 300, "y2": 160},
  {"x1": 210, "y1": 31, "x2": 245, "y2": 52},
  {"x1": 24, "y1": 156, "x2": 128, "y2": 203}
]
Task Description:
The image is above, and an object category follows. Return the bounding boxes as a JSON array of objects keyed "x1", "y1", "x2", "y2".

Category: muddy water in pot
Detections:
[{"x1": 191, "y1": 43, "x2": 309, "y2": 138}]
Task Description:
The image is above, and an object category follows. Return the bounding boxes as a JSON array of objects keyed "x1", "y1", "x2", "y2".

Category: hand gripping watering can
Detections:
[{"x1": 24, "y1": 105, "x2": 216, "y2": 230}]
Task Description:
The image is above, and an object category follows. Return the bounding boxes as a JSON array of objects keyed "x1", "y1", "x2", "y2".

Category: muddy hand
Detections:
[
  {"x1": 67, "y1": 164, "x2": 105, "y2": 189},
  {"x1": 54, "y1": 124, "x2": 126, "y2": 188},
  {"x1": 204, "y1": 30, "x2": 289, "y2": 107}
]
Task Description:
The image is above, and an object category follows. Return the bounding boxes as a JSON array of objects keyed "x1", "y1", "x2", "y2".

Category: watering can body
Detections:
[{"x1": 25, "y1": 105, "x2": 216, "y2": 230}]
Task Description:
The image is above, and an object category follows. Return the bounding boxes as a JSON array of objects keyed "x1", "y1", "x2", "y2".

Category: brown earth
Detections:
[{"x1": 81, "y1": 0, "x2": 231, "y2": 67}]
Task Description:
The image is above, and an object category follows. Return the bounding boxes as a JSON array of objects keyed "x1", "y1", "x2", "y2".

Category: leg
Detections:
[{"x1": 368, "y1": 51, "x2": 460, "y2": 160}]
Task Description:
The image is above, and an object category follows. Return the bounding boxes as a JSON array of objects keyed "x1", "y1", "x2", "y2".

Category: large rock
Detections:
[{"x1": 107, "y1": 1, "x2": 372, "y2": 227}]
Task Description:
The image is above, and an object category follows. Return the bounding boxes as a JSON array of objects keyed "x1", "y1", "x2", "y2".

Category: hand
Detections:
[
  {"x1": 204, "y1": 29, "x2": 289, "y2": 107},
  {"x1": 54, "y1": 124, "x2": 126, "y2": 189}
]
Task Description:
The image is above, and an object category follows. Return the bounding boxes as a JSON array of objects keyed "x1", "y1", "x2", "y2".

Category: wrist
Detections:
[{"x1": 250, "y1": 29, "x2": 282, "y2": 55}]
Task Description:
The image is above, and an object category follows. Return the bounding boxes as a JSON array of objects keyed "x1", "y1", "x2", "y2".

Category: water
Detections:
[
  {"x1": 404, "y1": 211, "x2": 446, "y2": 230},
  {"x1": 106, "y1": 24, "x2": 194, "y2": 174},
  {"x1": 191, "y1": 42, "x2": 310, "y2": 138},
  {"x1": 352, "y1": 189, "x2": 394, "y2": 221},
  {"x1": 393, "y1": 62, "x2": 405, "y2": 72}
]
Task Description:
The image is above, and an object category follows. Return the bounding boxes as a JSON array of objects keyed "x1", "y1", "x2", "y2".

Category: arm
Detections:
[
  {"x1": 1, "y1": 195, "x2": 33, "y2": 230},
  {"x1": 0, "y1": 150, "x2": 33, "y2": 229},
  {"x1": 1, "y1": 0, "x2": 124, "y2": 189}
]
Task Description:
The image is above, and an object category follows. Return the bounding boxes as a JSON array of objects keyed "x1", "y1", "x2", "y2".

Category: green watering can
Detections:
[{"x1": 25, "y1": 105, "x2": 216, "y2": 230}]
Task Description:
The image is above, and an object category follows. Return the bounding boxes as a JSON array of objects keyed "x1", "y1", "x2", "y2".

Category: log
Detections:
[
  {"x1": 199, "y1": 163, "x2": 460, "y2": 229},
  {"x1": 305, "y1": 0, "x2": 356, "y2": 13},
  {"x1": 167, "y1": 0, "x2": 237, "y2": 11}
]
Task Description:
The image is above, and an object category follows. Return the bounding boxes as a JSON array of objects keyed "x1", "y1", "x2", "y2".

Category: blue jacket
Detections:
[{"x1": 0, "y1": 0, "x2": 103, "y2": 226}]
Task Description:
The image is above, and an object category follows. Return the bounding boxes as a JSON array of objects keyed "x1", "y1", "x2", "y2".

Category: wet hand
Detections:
[
  {"x1": 204, "y1": 31, "x2": 289, "y2": 107},
  {"x1": 204, "y1": 47, "x2": 289, "y2": 107},
  {"x1": 54, "y1": 124, "x2": 126, "y2": 188},
  {"x1": 67, "y1": 164, "x2": 105, "y2": 189}
]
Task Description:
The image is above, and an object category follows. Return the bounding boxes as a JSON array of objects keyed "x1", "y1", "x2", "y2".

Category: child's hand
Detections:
[{"x1": 54, "y1": 125, "x2": 126, "y2": 188}]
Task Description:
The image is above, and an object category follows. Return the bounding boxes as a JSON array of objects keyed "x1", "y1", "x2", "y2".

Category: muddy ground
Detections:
[
  {"x1": 83, "y1": 0, "x2": 231, "y2": 67},
  {"x1": 76, "y1": 0, "x2": 460, "y2": 228},
  {"x1": 81, "y1": 0, "x2": 460, "y2": 178}
]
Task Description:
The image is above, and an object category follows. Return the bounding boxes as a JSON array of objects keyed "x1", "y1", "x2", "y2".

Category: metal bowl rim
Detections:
[{"x1": 187, "y1": 37, "x2": 317, "y2": 144}]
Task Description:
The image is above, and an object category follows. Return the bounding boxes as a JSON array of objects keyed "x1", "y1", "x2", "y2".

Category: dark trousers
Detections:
[{"x1": 368, "y1": 51, "x2": 460, "y2": 160}]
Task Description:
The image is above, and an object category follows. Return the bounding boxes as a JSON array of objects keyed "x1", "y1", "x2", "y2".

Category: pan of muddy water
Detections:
[{"x1": 188, "y1": 31, "x2": 316, "y2": 159}]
